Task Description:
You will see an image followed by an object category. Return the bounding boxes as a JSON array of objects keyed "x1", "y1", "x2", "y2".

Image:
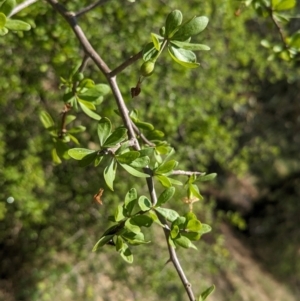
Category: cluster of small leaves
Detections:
[
  {"x1": 39, "y1": 63, "x2": 110, "y2": 163},
  {"x1": 140, "y1": 9, "x2": 210, "y2": 78},
  {"x1": 0, "y1": 0, "x2": 31, "y2": 36},
  {"x1": 61, "y1": 63, "x2": 110, "y2": 120},
  {"x1": 39, "y1": 110, "x2": 85, "y2": 164},
  {"x1": 68, "y1": 117, "x2": 152, "y2": 190},
  {"x1": 242, "y1": 0, "x2": 299, "y2": 61},
  {"x1": 93, "y1": 186, "x2": 212, "y2": 263}
]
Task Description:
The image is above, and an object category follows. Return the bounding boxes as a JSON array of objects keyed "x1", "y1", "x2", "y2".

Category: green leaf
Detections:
[
  {"x1": 0, "y1": 0, "x2": 16, "y2": 16},
  {"x1": 155, "y1": 207, "x2": 179, "y2": 222},
  {"x1": 122, "y1": 231, "x2": 150, "y2": 245},
  {"x1": 289, "y1": 31, "x2": 300, "y2": 49},
  {"x1": 199, "y1": 285, "x2": 215, "y2": 301},
  {"x1": 168, "y1": 46, "x2": 200, "y2": 68},
  {"x1": 0, "y1": 12, "x2": 6, "y2": 28},
  {"x1": 157, "y1": 187, "x2": 175, "y2": 206},
  {"x1": 171, "y1": 224, "x2": 180, "y2": 239},
  {"x1": 170, "y1": 40, "x2": 210, "y2": 51},
  {"x1": 199, "y1": 223, "x2": 212, "y2": 235},
  {"x1": 147, "y1": 129, "x2": 165, "y2": 140},
  {"x1": 138, "y1": 196, "x2": 152, "y2": 211},
  {"x1": 134, "y1": 120, "x2": 155, "y2": 131},
  {"x1": 52, "y1": 148, "x2": 62, "y2": 164},
  {"x1": 104, "y1": 159, "x2": 117, "y2": 190},
  {"x1": 168, "y1": 178, "x2": 183, "y2": 186},
  {"x1": 94, "y1": 156, "x2": 103, "y2": 167},
  {"x1": 103, "y1": 128, "x2": 127, "y2": 147},
  {"x1": 68, "y1": 148, "x2": 96, "y2": 160},
  {"x1": 272, "y1": 0, "x2": 296, "y2": 10},
  {"x1": 68, "y1": 125, "x2": 86, "y2": 134},
  {"x1": 189, "y1": 184, "x2": 203, "y2": 200},
  {"x1": 124, "y1": 188, "x2": 138, "y2": 215},
  {"x1": 151, "y1": 33, "x2": 161, "y2": 51},
  {"x1": 198, "y1": 173, "x2": 217, "y2": 182},
  {"x1": 92, "y1": 234, "x2": 114, "y2": 251},
  {"x1": 139, "y1": 147, "x2": 155, "y2": 157},
  {"x1": 156, "y1": 174, "x2": 172, "y2": 187},
  {"x1": 142, "y1": 42, "x2": 159, "y2": 61},
  {"x1": 97, "y1": 118, "x2": 111, "y2": 146},
  {"x1": 65, "y1": 115, "x2": 76, "y2": 125},
  {"x1": 115, "y1": 236, "x2": 124, "y2": 252},
  {"x1": 5, "y1": 19, "x2": 31, "y2": 31},
  {"x1": 115, "y1": 204, "x2": 126, "y2": 222},
  {"x1": 186, "y1": 219, "x2": 202, "y2": 232},
  {"x1": 125, "y1": 218, "x2": 141, "y2": 234},
  {"x1": 0, "y1": 26, "x2": 8, "y2": 35},
  {"x1": 173, "y1": 16, "x2": 209, "y2": 40},
  {"x1": 155, "y1": 160, "x2": 178, "y2": 174},
  {"x1": 165, "y1": 10, "x2": 182, "y2": 38},
  {"x1": 174, "y1": 235, "x2": 197, "y2": 249},
  {"x1": 119, "y1": 243, "x2": 133, "y2": 263},
  {"x1": 130, "y1": 215, "x2": 153, "y2": 227},
  {"x1": 79, "y1": 152, "x2": 98, "y2": 167},
  {"x1": 130, "y1": 156, "x2": 150, "y2": 168},
  {"x1": 120, "y1": 163, "x2": 150, "y2": 178},
  {"x1": 78, "y1": 97, "x2": 96, "y2": 110},
  {"x1": 78, "y1": 101, "x2": 101, "y2": 120},
  {"x1": 39, "y1": 111, "x2": 55, "y2": 129},
  {"x1": 116, "y1": 151, "x2": 140, "y2": 164}
]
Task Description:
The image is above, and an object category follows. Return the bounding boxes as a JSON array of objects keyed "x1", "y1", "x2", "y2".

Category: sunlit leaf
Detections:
[
  {"x1": 155, "y1": 207, "x2": 179, "y2": 222},
  {"x1": 103, "y1": 128, "x2": 127, "y2": 147},
  {"x1": 170, "y1": 40, "x2": 210, "y2": 51},
  {"x1": 155, "y1": 160, "x2": 178, "y2": 174},
  {"x1": 116, "y1": 151, "x2": 140, "y2": 164},
  {"x1": 120, "y1": 163, "x2": 150, "y2": 177},
  {"x1": 156, "y1": 174, "x2": 172, "y2": 187},
  {"x1": 92, "y1": 234, "x2": 114, "y2": 251},
  {"x1": 39, "y1": 111, "x2": 55, "y2": 129},
  {"x1": 138, "y1": 196, "x2": 152, "y2": 211},
  {"x1": 199, "y1": 285, "x2": 215, "y2": 301},
  {"x1": 68, "y1": 148, "x2": 96, "y2": 160},
  {"x1": 173, "y1": 16, "x2": 209, "y2": 40},
  {"x1": 104, "y1": 158, "x2": 117, "y2": 190},
  {"x1": 0, "y1": 12, "x2": 6, "y2": 29},
  {"x1": 165, "y1": 9, "x2": 182, "y2": 38},
  {"x1": 97, "y1": 118, "x2": 111, "y2": 146},
  {"x1": 151, "y1": 33, "x2": 161, "y2": 51},
  {"x1": 78, "y1": 101, "x2": 101, "y2": 120},
  {"x1": 157, "y1": 187, "x2": 175, "y2": 206},
  {"x1": 5, "y1": 19, "x2": 31, "y2": 31}
]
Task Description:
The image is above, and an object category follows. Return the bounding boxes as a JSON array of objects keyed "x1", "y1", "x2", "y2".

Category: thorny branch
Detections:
[{"x1": 45, "y1": 1, "x2": 196, "y2": 300}]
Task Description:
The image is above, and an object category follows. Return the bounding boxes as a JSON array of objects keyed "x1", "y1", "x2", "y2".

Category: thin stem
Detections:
[
  {"x1": 110, "y1": 51, "x2": 143, "y2": 77},
  {"x1": 9, "y1": 0, "x2": 38, "y2": 17},
  {"x1": 75, "y1": 0, "x2": 111, "y2": 18}
]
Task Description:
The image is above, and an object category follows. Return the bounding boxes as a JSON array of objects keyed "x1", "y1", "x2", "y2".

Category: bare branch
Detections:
[
  {"x1": 75, "y1": 0, "x2": 111, "y2": 18},
  {"x1": 172, "y1": 170, "x2": 205, "y2": 176},
  {"x1": 9, "y1": 0, "x2": 38, "y2": 17}
]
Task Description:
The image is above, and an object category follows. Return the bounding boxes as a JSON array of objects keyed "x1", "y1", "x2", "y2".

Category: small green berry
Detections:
[{"x1": 140, "y1": 60, "x2": 155, "y2": 77}]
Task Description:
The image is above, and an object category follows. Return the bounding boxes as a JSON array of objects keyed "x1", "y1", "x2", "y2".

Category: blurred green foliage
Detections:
[{"x1": 0, "y1": 0, "x2": 300, "y2": 300}]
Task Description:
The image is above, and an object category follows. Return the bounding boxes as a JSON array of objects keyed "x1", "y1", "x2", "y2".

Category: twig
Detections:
[
  {"x1": 9, "y1": 0, "x2": 38, "y2": 17},
  {"x1": 269, "y1": 8, "x2": 288, "y2": 47},
  {"x1": 110, "y1": 51, "x2": 143, "y2": 77},
  {"x1": 75, "y1": 0, "x2": 111, "y2": 18},
  {"x1": 172, "y1": 170, "x2": 205, "y2": 176},
  {"x1": 45, "y1": 1, "x2": 195, "y2": 300}
]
